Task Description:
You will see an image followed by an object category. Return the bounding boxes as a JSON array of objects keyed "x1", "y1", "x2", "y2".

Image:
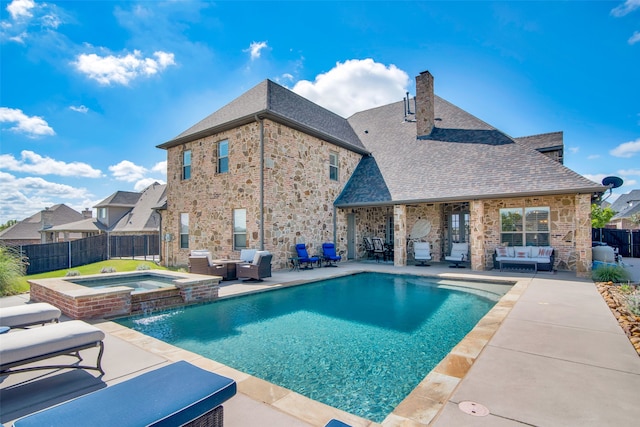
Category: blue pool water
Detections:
[{"x1": 117, "y1": 272, "x2": 500, "y2": 422}]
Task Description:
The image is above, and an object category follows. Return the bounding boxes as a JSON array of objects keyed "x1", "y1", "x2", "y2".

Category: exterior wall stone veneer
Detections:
[
  {"x1": 480, "y1": 194, "x2": 592, "y2": 276},
  {"x1": 163, "y1": 119, "x2": 361, "y2": 269}
]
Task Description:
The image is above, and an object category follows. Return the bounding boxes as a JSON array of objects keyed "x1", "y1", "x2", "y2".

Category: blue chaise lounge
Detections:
[
  {"x1": 321, "y1": 242, "x2": 342, "y2": 267},
  {"x1": 12, "y1": 360, "x2": 237, "y2": 427}
]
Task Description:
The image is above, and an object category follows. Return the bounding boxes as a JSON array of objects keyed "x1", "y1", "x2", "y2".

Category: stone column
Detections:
[
  {"x1": 394, "y1": 205, "x2": 407, "y2": 266},
  {"x1": 470, "y1": 200, "x2": 486, "y2": 270},
  {"x1": 575, "y1": 194, "x2": 592, "y2": 278}
]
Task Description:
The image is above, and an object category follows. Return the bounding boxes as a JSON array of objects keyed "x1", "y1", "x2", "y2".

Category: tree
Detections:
[
  {"x1": 0, "y1": 219, "x2": 17, "y2": 232},
  {"x1": 591, "y1": 204, "x2": 616, "y2": 229},
  {"x1": 630, "y1": 212, "x2": 640, "y2": 228}
]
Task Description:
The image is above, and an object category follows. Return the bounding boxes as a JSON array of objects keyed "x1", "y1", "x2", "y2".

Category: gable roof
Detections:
[
  {"x1": 110, "y1": 183, "x2": 166, "y2": 232},
  {"x1": 94, "y1": 190, "x2": 141, "y2": 208},
  {"x1": 515, "y1": 132, "x2": 564, "y2": 152},
  {"x1": 338, "y1": 97, "x2": 604, "y2": 206},
  {"x1": 157, "y1": 80, "x2": 368, "y2": 155},
  {"x1": 0, "y1": 204, "x2": 84, "y2": 241},
  {"x1": 610, "y1": 190, "x2": 640, "y2": 219}
]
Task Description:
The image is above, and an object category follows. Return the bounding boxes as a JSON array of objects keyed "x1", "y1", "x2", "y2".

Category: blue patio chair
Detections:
[
  {"x1": 321, "y1": 242, "x2": 342, "y2": 267},
  {"x1": 295, "y1": 243, "x2": 320, "y2": 269}
]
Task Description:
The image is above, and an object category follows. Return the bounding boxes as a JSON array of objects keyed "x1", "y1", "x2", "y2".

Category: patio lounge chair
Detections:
[
  {"x1": 0, "y1": 320, "x2": 105, "y2": 377},
  {"x1": 237, "y1": 251, "x2": 272, "y2": 282},
  {"x1": 321, "y1": 242, "x2": 342, "y2": 267},
  {"x1": 0, "y1": 303, "x2": 61, "y2": 328},
  {"x1": 371, "y1": 237, "x2": 387, "y2": 262},
  {"x1": 413, "y1": 242, "x2": 432, "y2": 266},
  {"x1": 12, "y1": 360, "x2": 237, "y2": 427},
  {"x1": 445, "y1": 242, "x2": 469, "y2": 268},
  {"x1": 363, "y1": 237, "x2": 375, "y2": 259},
  {"x1": 188, "y1": 250, "x2": 221, "y2": 275},
  {"x1": 295, "y1": 243, "x2": 320, "y2": 269}
]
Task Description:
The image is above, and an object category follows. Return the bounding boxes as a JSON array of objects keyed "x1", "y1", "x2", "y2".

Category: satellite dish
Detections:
[
  {"x1": 409, "y1": 219, "x2": 431, "y2": 239},
  {"x1": 602, "y1": 176, "x2": 623, "y2": 189}
]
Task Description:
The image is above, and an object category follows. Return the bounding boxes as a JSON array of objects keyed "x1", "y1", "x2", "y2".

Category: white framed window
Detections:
[
  {"x1": 218, "y1": 140, "x2": 229, "y2": 174},
  {"x1": 500, "y1": 207, "x2": 549, "y2": 246},
  {"x1": 98, "y1": 208, "x2": 106, "y2": 219},
  {"x1": 329, "y1": 151, "x2": 338, "y2": 181},
  {"x1": 233, "y1": 209, "x2": 247, "y2": 250},
  {"x1": 182, "y1": 150, "x2": 191, "y2": 180},
  {"x1": 179, "y1": 213, "x2": 189, "y2": 249}
]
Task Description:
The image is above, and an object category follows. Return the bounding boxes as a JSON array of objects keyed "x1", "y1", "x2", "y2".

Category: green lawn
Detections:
[{"x1": 12, "y1": 260, "x2": 170, "y2": 295}]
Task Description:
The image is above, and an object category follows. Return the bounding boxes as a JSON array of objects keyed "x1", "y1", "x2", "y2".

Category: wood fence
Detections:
[{"x1": 593, "y1": 228, "x2": 640, "y2": 258}]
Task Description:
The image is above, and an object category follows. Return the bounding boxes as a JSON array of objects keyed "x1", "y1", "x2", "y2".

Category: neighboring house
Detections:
[
  {"x1": 0, "y1": 204, "x2": 88, "y2": 245},
  {"x1": 607, "y1": 190, "x2": 640, "y2": 230},
  {"x1": 157, "y1": 70, "x2": 604, "y2": 277}
]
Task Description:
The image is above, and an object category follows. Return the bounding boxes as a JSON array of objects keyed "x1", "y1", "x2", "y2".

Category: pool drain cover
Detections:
[{"x1": 458, "y1": 401, "x2": 490, "y2": 417}]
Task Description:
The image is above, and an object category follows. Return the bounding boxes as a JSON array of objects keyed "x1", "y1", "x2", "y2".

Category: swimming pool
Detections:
[{"x1": 117, "y1": 272, "x2": 502, "y2": 422}]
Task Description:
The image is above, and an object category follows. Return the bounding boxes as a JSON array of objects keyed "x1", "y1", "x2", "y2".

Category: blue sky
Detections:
[{"x1": 1, "y1": 0, "x2": 639, "y2": 225}]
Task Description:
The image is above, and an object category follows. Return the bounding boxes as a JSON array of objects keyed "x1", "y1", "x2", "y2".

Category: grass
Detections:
[{"x1": 12, "y1": 260, "x2": 168, "y2": 295}]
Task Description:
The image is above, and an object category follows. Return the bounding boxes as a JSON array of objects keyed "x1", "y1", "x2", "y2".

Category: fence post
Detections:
[{"x1": 68, "y1": 241, "x2": 72, "y2": 269}]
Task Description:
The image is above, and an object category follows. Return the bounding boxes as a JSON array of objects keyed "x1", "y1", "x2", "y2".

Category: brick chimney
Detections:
[
  {"x1": 41, "y1": 207, "x2": 53, "y2": 230},
  {"x1": 83, "y1": 208, "x2": 93, "y2": 219},
  {"x1": 415, "y1": 70, "x2": 435, "y2": 138}
]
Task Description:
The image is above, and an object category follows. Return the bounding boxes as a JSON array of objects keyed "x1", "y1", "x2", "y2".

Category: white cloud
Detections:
[
  {"x1": 618, "y1": 168, "x2": 640, "y2": 176},
  {"x1": 72, "y1": 50, "x2": 176, "y2": 86},
  {"x1": 568, "y1": 146, "x2": 579, "y2": 154},
  {"x1": 611, "y1": 0, "x2": 640, "y2": 17},
  {"x1": 587, "y1": 154, "x2": 601, "y2": 160},
  {"x1": 292, "y1": 59, "x2": 410, "y2": 117},
  {"x1": 69, "y1": 105, "x2": 89, "y2": 113},
  {"x1": 582, "y1": 173, "x2": 608, "y2": 185},
  {"x1": 244, "y1": 41, "x2": 268, "y2": 60},
  {"x1": 0, "y1": 171, "x2": 93, "y2": 223},
  {"x1": 610, "y1": 138, "x2": 640, "y2": 158},
  {"x1": 134, "y1": 177, "x2": 166, "y2": 192},
  {"x1": 151, "y1": 161, "x2": 167, "y2": 175},
  {"x1": 0, "y1": 107, "x2": 54, "y2": 137},
  {"x1": 109, "y1": 160, "x2": 148, "y2": 182},
  {"x1": 629, "y1": 31, "x2": 640, "y2": 44},
  {"x1": 0, "y1": 150, "x2": 102, "y2": 177},
  {"x1": 6, "y1": 0, "x2": 35, "y2": 20}
]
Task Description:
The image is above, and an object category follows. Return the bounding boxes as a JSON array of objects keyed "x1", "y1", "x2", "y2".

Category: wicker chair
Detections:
[{"x1": 237, "y1": 252, "x2": 272, "y2": 282}]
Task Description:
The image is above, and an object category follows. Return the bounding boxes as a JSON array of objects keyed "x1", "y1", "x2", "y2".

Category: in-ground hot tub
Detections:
[{"x1": 29, "y1": 270, "x2": 221, "y2": 320}]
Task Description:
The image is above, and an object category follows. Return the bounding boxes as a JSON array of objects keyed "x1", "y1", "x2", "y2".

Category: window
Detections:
[
  {"x1": 98, "y1": 208, "x2": 106, "y2": 219},
  {"x1": 179, "y1": 213, "x2": 189, "y2": 249},
  {"x1": 233, "y1": 209, "x2": 247, "y2": 249},
  {"x1": 182, "y1": 150, "x2": 191, "y2": 180},
  {"x1": 329, "y1": 151, "x2": 338, "y2": 181},
  {"x1": 218, "y1": 140, "x2": 229, "y2": 174},
  {"x1": 500, "y1": 207, "x2": 549, "y2": 246}
]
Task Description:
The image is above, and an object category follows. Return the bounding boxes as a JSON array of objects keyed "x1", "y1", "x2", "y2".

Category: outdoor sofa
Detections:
[
  {"x1": 12, "y1": 360, "x2": 237, "y2": 427},
  {"x1": 493, "y1": 246, "x2": 555, "y2": 272},
  {"x1": 0, "y1": 320, "x2": 105, "y2": 376}
]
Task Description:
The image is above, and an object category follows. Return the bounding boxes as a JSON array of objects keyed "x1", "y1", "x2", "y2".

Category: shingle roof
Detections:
[
  {"x1": 611, "y1": 190, "x2": 640, "y2": 219},
  {"x1": 0, "y1": 204, "x2": 84, "y2": 241},
  {"x1": 338, "y1": 97, "x2": 604, "y2": 206},
  {"x1": 515, "y1": 132, "x2": 564, "y2": 151},
  {"x1": 94, "y1": 191, "x2": 141, "y2": 208},
  {"x1": 110, "y1": 183, "x2": 166, "y2": 232},
  {"x1": 158, "y1": 80, "x2": 368, "y2": 154}
]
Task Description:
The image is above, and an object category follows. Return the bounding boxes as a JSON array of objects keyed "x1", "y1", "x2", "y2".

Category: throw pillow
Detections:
[
  {"x1": 538, "y1": 247, "x2": 553, "y2": 257},
  {"x1": 496, "y1": 247, "x2": 508, "y2": 257},
  {"x1": 516, "y1": 251, "x2": 528, "y2": 258}
]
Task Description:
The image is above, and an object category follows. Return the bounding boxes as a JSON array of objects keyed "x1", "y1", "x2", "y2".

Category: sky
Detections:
[{"x1": 1, "y1": 0, "x2": 639, "y2": 225}]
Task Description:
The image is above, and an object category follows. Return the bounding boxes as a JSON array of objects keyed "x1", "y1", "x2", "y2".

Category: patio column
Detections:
[
  {"x1": 575, "y1": 193, "x2": 592, "y2": 278},
  {"x1": 470, "y1": 200, "x2": 486, "y2": 270},
  {"x1": 394, "y1": 204, "x2": 407, "y2": 266}
]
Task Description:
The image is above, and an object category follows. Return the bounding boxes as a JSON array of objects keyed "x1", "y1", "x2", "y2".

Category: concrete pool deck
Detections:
[{"x1": 1, "y1": 260, "x2": 639, "y2": 426}]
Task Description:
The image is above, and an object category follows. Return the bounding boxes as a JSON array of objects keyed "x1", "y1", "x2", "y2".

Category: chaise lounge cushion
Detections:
[
  {"x1": 0, "y1": 320, "x2": 105, "y2": 366},
  {"x1": 13, "y1": 360, "x2": 237, "y2": 427},
  {"x1": 0, "y1": 303, "x2": 61, "y2": 328}
]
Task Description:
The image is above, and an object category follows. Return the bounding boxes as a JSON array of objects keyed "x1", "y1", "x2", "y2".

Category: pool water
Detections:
[
  {"x1": 69, "y1": 274, "x2": 176, "y2": 293},
  {"x1": 117, "y1": 272, "x2": 499, "y2": 422}
]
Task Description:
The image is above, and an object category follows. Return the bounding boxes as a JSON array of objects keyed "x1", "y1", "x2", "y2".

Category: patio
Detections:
[{"x1": 1, "y1": 260, "x2": 639, "y2": 426}]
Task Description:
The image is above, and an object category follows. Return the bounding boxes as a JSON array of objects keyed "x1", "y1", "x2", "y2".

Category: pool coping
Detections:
[{"x1": 95, "y1": 269, "x2": 527, "y2": 427}]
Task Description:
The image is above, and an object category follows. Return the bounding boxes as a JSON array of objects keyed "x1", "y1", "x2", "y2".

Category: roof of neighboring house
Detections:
[
  {"x1": 46, "y1": 217, "x2": 106, "y2": 233},
  {"x1": 0, "y1": 204, "x2": 84, "y2": 241},
  {"x1": 94, "y1": 190, "x2": 141, "y2": 208},
  {"x1": 110, "y1": 183, "x2": 166, "y2": 232},
  {"x1": 157, "y1": 79, "x2": 368, "y2": 155},
  {"x1": 337, "y1": 97, "x2": 604, "y2": 206},
  {"x1": 610, "y1": 190, "x2": 640, "y2": 220},
  {"x1": 514, "y1": 132, "x2": 564, "y2": 152}
]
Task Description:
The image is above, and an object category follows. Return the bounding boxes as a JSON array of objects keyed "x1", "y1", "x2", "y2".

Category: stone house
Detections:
[
  {"x1": 157, "y1": 70, "x2": 604, "y2": 276},
  {"x1": 607, "y1": 190, "x2": 640, "y2": 230}
]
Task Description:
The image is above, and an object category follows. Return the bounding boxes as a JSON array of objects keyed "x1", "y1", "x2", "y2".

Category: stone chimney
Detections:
[
  {"x1": 41, "y1": 207, "x2": 53, "y2": 230},
  {"x1": 83, "y1": 208, "x2": 93, "y2": 219},
  {"x1": 415, "y1": 70, "x2": 435, "y2": 138}
]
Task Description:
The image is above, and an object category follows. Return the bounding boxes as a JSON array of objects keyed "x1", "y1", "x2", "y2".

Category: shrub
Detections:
[
  {"x1": 100, "y1": 266, "x2": 117, "y2": 273},
  {"x1": 0, "y1": 244, "x2": 28, "y2": 296},
  {"x1": 65, "y1": 270, "x2": 81, "y2": 277},
  {"x1": 136, "y1": 263, "x2": 151, "y2": 271},
  {"x1": 625, "y1": 289, "x2": 640, "y2": 316},
  {"x1": 592, "y1": 264, "x2": 630, "y2": 283}
]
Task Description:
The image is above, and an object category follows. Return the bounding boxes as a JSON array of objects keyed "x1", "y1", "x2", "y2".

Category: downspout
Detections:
[{"x1": 255, "y1": 115, "x2": 265, "y2": 251}]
